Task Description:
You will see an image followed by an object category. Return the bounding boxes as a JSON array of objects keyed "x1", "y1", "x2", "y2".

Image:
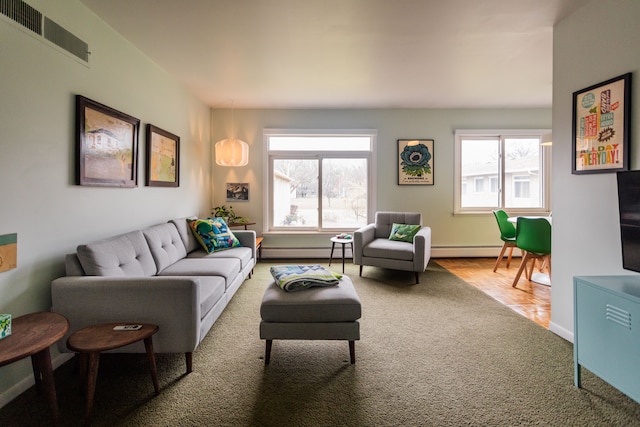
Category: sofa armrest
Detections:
[
  {"x1": 233, "y1": 230, "x2": 257, "y2": 262},
  {"x1": 51, "y1": 276, "x2": 201, "y2": 354},
  {"x1": 353, "y1": 223, "x2": 376, "y2": 265},
  {"x1": 413, "y1": 226, "x2": 432, "y2": 272}
]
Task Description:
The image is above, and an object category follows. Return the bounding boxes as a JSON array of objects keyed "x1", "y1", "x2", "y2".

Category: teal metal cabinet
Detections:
[{"x1": 574, "y1": 275, "x2": 640, "y2": 404}]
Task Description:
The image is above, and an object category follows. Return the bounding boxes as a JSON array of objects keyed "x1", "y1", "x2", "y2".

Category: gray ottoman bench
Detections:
[{"x1": 259, "y1": 274, "x2": 362, "y2": 364}]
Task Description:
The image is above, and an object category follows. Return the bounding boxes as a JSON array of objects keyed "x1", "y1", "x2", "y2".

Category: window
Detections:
[
  {"x1": 264, "y1": 130, "x2": 375, "y2": 232},
  {"x1": 454, "y1": 130, "x2": 551, "y2": 214}
]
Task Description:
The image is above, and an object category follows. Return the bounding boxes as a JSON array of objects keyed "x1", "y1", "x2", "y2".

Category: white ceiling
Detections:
[{"x1": 80, "y1": 0, "x2": 589, "y2": 109}]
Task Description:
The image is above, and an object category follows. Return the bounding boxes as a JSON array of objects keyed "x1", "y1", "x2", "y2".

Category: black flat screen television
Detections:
[{"x1": 617, "y1": 170, "x2": 640, "y2": 273}]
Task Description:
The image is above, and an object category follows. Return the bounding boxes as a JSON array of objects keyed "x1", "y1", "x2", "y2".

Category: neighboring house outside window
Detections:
[
  {"x1": 264, "y1": 129, "x2": 376, "y2": 232},
  {"x1": 454, "y1": 130, "x2": 551, "y2": 214}
]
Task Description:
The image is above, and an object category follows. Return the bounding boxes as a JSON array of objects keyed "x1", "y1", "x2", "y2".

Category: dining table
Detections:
[{"x1": 507, "y1": 216, "x2": 552, "y2": 286}]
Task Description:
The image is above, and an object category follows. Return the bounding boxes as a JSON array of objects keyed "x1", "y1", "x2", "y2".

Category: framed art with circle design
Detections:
[{"x1": 398, "y1": 139, "x2": 434, "y2": 185}]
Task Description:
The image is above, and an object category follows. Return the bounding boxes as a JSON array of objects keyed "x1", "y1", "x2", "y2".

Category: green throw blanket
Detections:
[{"x1": 270, "y1": 264, "x2": 342, "y2": 292}]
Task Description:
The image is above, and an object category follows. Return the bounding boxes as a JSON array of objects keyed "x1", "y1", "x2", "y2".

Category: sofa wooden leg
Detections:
[
  {"x1": 415, "y1": 272, "x2": 420, "y2": 284},
  {"x1": 265, "y1": 340, "x2": 272, "y2": 365},
  {"x1": 349, "y1": 340, "x2": 355, "y2": 364},
  {"x1": 359, "y1": 265, "x2": 363, "y2": 276},
  {"x1": 185, "y1": 352, "x2": 193, "y2": 374}
]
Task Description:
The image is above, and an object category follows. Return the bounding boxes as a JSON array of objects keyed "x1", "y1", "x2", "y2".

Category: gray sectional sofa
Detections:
[{"x1": 51, "y1": 216, "x2": 256, "y2": 373}]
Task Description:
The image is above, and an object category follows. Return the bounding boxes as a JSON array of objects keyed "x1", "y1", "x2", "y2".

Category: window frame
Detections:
[
  {"x1": 454, "y1": 129, "x2": 551, "y2": 215},
  {"x1": 263, "y1": 129, "x2": 377, "y2": 233}
]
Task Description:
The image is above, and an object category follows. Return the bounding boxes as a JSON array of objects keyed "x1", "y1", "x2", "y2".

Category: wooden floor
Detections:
[{"x1": 436, "y1": 257, "x2": 551, "y2": 329}]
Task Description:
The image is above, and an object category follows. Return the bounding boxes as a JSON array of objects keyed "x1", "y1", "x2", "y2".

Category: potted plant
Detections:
[{"x1": 211, "y1": 205, "x2": 249, "y2": 225}]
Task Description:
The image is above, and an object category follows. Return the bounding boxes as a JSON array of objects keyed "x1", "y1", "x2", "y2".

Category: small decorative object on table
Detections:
[
  {"x1": 336, "y1": 233, "x2": 352, "y2": 239},
  {"x1": 0, "y1": 314, "x2": 10, "y2": 339}
]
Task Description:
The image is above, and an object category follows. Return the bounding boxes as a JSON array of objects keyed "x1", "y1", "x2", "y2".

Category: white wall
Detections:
[
  {"x1": 0, "y1": 0, "x2": 211, "y2": 401},
  {"x1": 211, "y1": 108, "x2": 551, "y2": 255},
  {"x1": 550, "y1": 0, "x2": 640, "y2": 340}
]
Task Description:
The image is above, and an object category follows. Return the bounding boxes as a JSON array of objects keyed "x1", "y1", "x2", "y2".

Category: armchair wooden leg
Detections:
[
  {"x1": 359, "y1": 265, "x2": 363, "y2": 277},
  {"x1": 185, "y1": 352, "x2": 193, "y2": 374},
  {"x1": 415, "y1": 272, "x2": 420, "y2": 284}
]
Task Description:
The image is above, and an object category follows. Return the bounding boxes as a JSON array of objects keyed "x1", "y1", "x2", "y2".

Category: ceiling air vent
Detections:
[
  {"x1": 0, "y1": 0, "x2": 42, "y2": 35},
  {"x1": 44, "y1": 17, "x2": 89, "y2": 62}
]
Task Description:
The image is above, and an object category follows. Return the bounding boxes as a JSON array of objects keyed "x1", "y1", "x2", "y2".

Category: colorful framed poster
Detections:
[
  {"x1": 572, "y1": 73, "x2": 631, "y2": 174},
  {"x1": 398, "y1": 139, "x2": 434, "y2": 185},
  {"x1": 226, "y1": 183, "x2": 249, "y2": 201},
  {"x1": 76, "y1": 95, "x2": 140, "y2": 187},
  {"x1": 146, "y1": 124, "x2": 180, "y2": 187}
]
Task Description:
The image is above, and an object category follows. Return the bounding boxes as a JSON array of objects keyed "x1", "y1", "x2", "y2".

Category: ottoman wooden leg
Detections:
[
  {"x1": 265, "y1": 339, "x2": 273, "y2": 365},
  {"x1": 349, "y1": 340, "x2": 355, "y2": 364}
]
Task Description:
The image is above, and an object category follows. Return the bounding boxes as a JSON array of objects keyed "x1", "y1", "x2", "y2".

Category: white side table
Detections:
[{"x1": 329, "y1": 237, "x2": 353, "y2": 273}]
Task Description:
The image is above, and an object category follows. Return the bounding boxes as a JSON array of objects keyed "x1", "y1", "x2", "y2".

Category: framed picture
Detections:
[
  {"x1": 146, "y1": 124, "x2": 180, "y2": 187},
  {"x1": 76, "y1": 95, "x2": 140, "y2": 187},
  {"x1": 572, "y1": 73, "x2": 631, "y2": 174},
  {"x1": 398, "y1": 139, "x2": 434, "y2": 185},
  {"x1": 226, "y1": 182, "x2": 249, "y2": 201}
]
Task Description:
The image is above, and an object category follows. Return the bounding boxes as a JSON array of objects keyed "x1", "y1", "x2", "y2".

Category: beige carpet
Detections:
[{"x1": 2, "y1": 260, "x2": 640, "y2": 426}]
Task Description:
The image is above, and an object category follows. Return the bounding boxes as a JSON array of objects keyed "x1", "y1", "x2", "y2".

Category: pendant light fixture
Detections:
[{"x1": 215, "y1": 102, "x2": 248, "y2": 167}]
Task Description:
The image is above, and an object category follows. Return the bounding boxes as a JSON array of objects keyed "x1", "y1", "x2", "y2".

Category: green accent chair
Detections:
[
  {"x1": 492, "y1": 210, "x2": 518, "y2": 272},
  {"x1": 512, "y1": 217, "x2": 551, "y2": 287}
]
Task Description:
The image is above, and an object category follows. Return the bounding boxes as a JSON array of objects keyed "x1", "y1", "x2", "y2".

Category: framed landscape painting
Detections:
[
  {"x1": 398, "y1": 139, "x2": 434, "y2": 185},
  {"x1": 146, "y1": 124, "x2": 180, "y2": 187},
  {"x1": 572, "y1": 73, "x2": 631, "y2": 174},
  {"x1": 76, "y1": 95, "x2": 140, "y2": 187}
]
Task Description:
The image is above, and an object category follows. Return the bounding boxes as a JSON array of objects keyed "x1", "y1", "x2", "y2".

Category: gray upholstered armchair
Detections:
[{"x1": 353, "y1": 211, "x2": 431, "y2": 284}]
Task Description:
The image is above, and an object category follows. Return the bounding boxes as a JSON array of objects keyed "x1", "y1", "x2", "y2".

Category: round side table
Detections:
[
  {"x1": 0, "y1": 312, "x2": 69, "y2": 427},
  {"x1": 67, "y1": 322, "x2": 160, "y2": 426},
  {"x1": 329, "y1": 236, "x2": 354, "y2": 273}
]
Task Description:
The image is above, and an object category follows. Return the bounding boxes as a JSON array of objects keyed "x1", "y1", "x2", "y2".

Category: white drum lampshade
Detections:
[{"x1": 215, "y1": 138, "x2": 249, "y2": 166}]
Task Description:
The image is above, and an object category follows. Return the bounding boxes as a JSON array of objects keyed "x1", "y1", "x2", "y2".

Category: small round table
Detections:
[
  {"x1": 329, "y1": 236, "x2": 354, "y2": 273},
  {"x1": 0, "y1": 312, "x2": 69, "y2": 427},
  {"x1": 67, "y1": 323, "x2": 160, "y2": 426}
]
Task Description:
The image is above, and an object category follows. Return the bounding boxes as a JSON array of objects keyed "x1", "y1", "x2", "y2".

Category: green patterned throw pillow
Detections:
[
  {"x1": 187, "y1": 217, "x2": 241, "y2": 253},
  {"x1": 389, "y1": 223, "x2": 421, "y2": 243}
]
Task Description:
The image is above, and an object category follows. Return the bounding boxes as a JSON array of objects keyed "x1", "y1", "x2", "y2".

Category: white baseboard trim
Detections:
[
  {"x1": 0, "y1": 353, "x2": 73, "y2": 409},
  {"x1": 549, "y1": 321, "x2": 574, "y2": 343},
  {"x1": 261, "y1": 246, "x2": 513, "y2": 259}
]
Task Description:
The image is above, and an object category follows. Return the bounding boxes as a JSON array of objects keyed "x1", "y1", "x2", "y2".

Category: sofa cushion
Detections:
[
  {"x1": 362, "y1": 238, "x2": 415, "y2": 261},
  {"x1": 186, "y1": 246, "x2": 253, "y2": 270},
  {"x1": 197, "y1": 276, "x2": 227, "y2": 319},
  {"x1": 157, "y1": 258, "x2": 241, "y2": 289},
  {"x1": 389, "y1": 223, "x2": 421, "y2": 243},
  {"x1": 77, "y1": 230, "x2": 157, "y2": 277},
  {"x1": 143, "y1": 223, "x2": 188, "y2": 272},
  {"x1": 187, "y1": 218, "x2": 241, "y2": 253},
  {"x1": 169, "y1": 216, "x2": 200, "y2": 253},
  {"x1": 374, "y1": 211, "x2": 422, "y2": 239}
]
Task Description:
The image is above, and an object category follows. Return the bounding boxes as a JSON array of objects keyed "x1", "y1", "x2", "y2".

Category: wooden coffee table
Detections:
[
  {"x1": 0, "y1": 311, "x2": 69, "y2": 427},
  {"x1": 66, "y1": 322, "x2": 160, "y2": 425}
]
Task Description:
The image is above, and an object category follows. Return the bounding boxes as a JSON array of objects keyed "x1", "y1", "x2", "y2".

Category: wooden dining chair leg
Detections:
[
  {"x1": 506, "y1": 246, "x2": 514, "y2": 268},
  {"x1": 493, "y1": 242, "x2": 510, "y2": 272},
  {"x1": 512, "y1": 252, "x2": 531, "y2": 287}
]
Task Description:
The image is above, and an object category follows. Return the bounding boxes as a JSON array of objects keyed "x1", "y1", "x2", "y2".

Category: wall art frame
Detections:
[
  {"x1": 226, "y1": 182, "x2": 249, "y2": 201},
  {"x1": 146, "y1": 124, "x2": 180, "y2": 187},
  {"x1": 572, "y1": 72, "x2": 631, "y2": 174},
  {"x1": 76, "y1": 95, "x2": 140, "y2": 187},
  {"x1": 398, "y1": 139, "x2": 434, "y2": 185}
]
